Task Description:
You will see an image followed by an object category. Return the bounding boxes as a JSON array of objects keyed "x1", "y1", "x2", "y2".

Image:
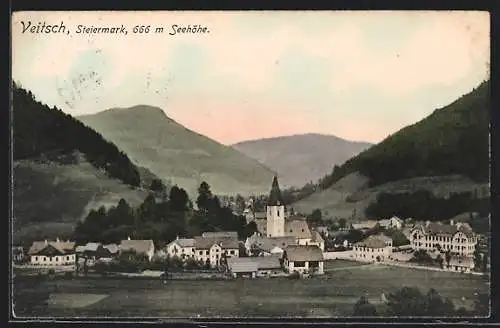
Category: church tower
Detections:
[{"x1": 266, "y1": 176, "x2": 285, "y2": 237}]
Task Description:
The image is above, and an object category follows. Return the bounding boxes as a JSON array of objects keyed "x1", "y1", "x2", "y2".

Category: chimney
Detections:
[
  {"x1": 44, "y1": 240, "x2": 48, "y2": 245},
  {"x1": 450, "y1": 219, "x2": 455, "y2": 226},
  {"x1": 425, "y1": 221, "x2": 430, "y2": 227},
  {"x1": 176, "y1": 235, "x2": 179, "y2": 240},
  {"x1": 56, "y1": 237, "x2": 60, "y2": 243},
  {"x1": 127, "y1": 236, "x2": 131, "y2": 241}
]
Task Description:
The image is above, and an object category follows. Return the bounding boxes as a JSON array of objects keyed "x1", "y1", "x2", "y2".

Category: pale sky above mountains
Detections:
[{"x1": 12, "y1": 11, "x2": 489, "y2": 145}]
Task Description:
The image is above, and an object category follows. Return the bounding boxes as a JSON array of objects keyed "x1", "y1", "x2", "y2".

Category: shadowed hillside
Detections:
[
  {"x1": 232, "y1": 133, "x2": 371, "y2": 188},
  {"x1": 316, "y1": 81, "x2": 489, "y2": 190},
  {"x1": 12, "y1": 84, "x2": 154, "y2": 243},
  {"x1": 78, "y1": 106, "x2": 275, "y2": 197},
  {"x1": 294, "y1": 81, "x2": 490, "y2": 220}
]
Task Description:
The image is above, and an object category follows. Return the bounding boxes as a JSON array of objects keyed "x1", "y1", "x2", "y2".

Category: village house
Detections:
[
  {"x1": 202, "y1": 231, "x2": 239, "y2": 239},
  {"x1": 28, "y1": 239, "x2": 76, "y2": 266},
  {"x1": 351, "y1": 220, "x2": 379, "y2": 232},
  {"x1": 378, "y1": 216, "x2": 404, "y2": 230},
  {"x1": 244, "y1": 233, "x2": 297, "y2": 257},
  {"x1": 226, "y1": 255, "x2": 282, "y2": 278},
  {"x1": 283, "y1": 245, "x2": 324, "y2": 275},
  {"x1": 165, "y1": 236, "x2": 196, "y2": 260},
  {"x1": 308, "y1": 230, "x2": 325, "y2": 251},
  {"x1": 194, "y1": 236, "x2": 240, "y2": 268},
  {"x1": 12, "y1": 246, "x2": 25, "y2": 263},
  {"x1": 408, "y1": 221, "x2": 477, "y2": 256},
  {"x1": 447, "y1": 255, "x2": 474, "y2": 273},
  {"x1": 119, "y1": 238, "x2": 155, "y2": 262},
  {"x1": 353, "y1": 234, "x2": 393, "y2": 263}
]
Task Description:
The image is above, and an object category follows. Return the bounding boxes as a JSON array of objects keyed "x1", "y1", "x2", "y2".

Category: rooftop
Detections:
[{"x1": 284, "y1": 245, "x2": 324, "y2": 262}]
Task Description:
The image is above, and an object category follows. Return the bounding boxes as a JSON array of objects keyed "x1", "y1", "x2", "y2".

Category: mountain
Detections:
[
  {"x1": 293, "y1": 81, "x2": 490, "y2": 220},
  {"x1": 12, "y1": 84, "x2": 153, "y2": 244},
  {"x1": 77, "y1": 106, "x2": 275, "y2": 197},
  {"x1": 232, "y1": 134, "x2": 372, "y2": 188}
]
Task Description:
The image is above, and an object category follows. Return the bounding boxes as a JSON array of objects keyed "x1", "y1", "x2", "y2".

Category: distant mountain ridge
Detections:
[
  {"x1": 232, "y1": 133, "x2": 372, "y2": 188},
  {"x1": 78, "y1": 105, "x2": 276, "y2": 197}
]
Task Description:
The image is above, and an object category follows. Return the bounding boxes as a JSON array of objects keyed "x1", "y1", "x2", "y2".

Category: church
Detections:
[{"x1": 250, "y1": 176, "x2": 324, "y2": 250}]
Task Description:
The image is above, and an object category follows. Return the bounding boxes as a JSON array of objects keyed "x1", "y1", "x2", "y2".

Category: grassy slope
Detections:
[
  {"x1": 13, "y1": 158, "x2": 149, "y2": 245},
  {"x1": 77, "y1": 105, "x2": 275, "y2": 197},
  {"x1": 293, "y1": 172, "x2": 489, "y2": 220},
  {"x1": 232, "y1": 133, "x2": 371, "y2": 188}
]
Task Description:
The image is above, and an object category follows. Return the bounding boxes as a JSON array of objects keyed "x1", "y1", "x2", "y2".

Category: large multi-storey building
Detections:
[{"x1": 408, "y1": 221, "x2": 477, "y2": 256}]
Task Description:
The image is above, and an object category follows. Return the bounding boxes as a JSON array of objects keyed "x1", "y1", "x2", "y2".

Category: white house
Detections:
[
  {"x1": 308, "y1": 230, "x2": 325, "y2": 251},
  {"x1": 353, "y1": 234, "x2": 393, "y2": 263},
  {"x1": 351, "y1": 220, "x2": 379, "y2": 232},
  {"x1": 283, "y1": 245, "x2": 324, "y2": 275},
  {"x1": 447, "y1": 255, "x2": 474, "y2": 273},
  {"x1": 165, "y1": 237, "x2": 196, "y2": 260},
  {"x1": 245, "y1": 233, "x2": 296, "y2": 257},
  {"x1": 28, "y1": 239, "x2": 76, "y2": 266},
  {"x1": 226, "y1": 255, "x2": 282, "y2": 278},
  {"x1": 119, "y1": 238, "x2": 155, "y2": 261},
  {"x1": 194, "y1": 237, "x2": 240, "y2": 268},
  {"x1": 378, "y1": 216, "x2": 404, "y2": 230},
  {"x1": 408, "y1": 221, "x2": 477, "y2": 256}
]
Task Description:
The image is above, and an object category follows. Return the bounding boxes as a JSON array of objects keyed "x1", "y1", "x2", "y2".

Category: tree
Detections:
[
  {"x1": 308, "y1": 209, "x2": 323, "y2": 227},
  {"x1": 169, "y1": 186, "x2": 189, "y2": 212},
  {"x1": 235, "y1": 194, "x2": 246, "y2": 213},
  {"x1": 353, "y1": 296, "x2": 377, "y2": 316},
  {"x1": 138, "y1": 193, "x2": 157, "y2": 222},
  {"x1": 196, "y1": 181, "x2": 212, "y2": 214},
  {"x1": 338, "y1": 218, "x2": 347, "y2": 230},
  {"x1": 473, "y1": 247, "x2": 482, "y2": 272},
  {"x1": 386, "y1": 287, "x2": 456, "y2": 317},
  {"x1": 445, "y1": 250, "x2": 452, "y2": 269},
  {"x1": 150, "y1": 178, "x2": 166, "y2": 193}
]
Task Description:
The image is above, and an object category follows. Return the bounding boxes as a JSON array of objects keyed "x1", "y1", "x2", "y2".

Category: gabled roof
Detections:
[
  {"x1": 352, "y1": 220, "x2": 378, "y2": 230},
  {"x1": 28, "y1": 240, "x2": 75, "y2": 255},
  {"x1": 76, "y1": 242, "x2": 102, "y2": 253},
  {"x1": 355, "y1": 234, "x2": 392, "y2": 249},
  {"x1": 202, "y1": 231, "x2": 238, "y2": 239},
  {"x1": 412, "y1": 222, "x2": 474, "y2": 237},
  {"x1": 103, "y1": 244, "x2": 119, "y2": 254},
  {"x1": 285, "y1": 220, "x2": 312, "y2": 239},
  {"x1": 246, "y1": 234, "x2": 297, "y2": 253},
  {"x1": 194, "y1": 236, "x2": 239, "y2": 250},
  {"x1": 267, "y1": 176, "x2": 284, "y2": 206},
  {"x1": 227, "y1": 255, "x2": 281, "y2": 272},
  {"x1": 119, "y1": 239, "x2": 154, "y2": 255},
  {"x1": 284, "y1": 245, "x2": 323, "y2": 262},
  {"x1": 311, "y1": 230, "x2": 324, "y2": 243},
  {"x1": 169, "y1": 238, "x2": 196, "y2": 248}
]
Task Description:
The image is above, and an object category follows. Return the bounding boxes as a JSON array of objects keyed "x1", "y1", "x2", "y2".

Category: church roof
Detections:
[{"x1": 267, "y1": 176, "x2": 284, "y2": 206}]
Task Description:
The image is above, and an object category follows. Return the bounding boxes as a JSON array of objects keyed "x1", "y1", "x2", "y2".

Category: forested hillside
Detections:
[
  {"x1": 13, "y1": 82, "x2": 141, "y2": 187},
  {"x1": 317, "y1": 81, "x2": 489, "y2": 190}
]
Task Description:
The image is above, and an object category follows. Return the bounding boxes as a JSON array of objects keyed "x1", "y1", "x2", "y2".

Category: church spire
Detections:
[{"x1": 267, "y1": 175, "x2": 284, "y2": 206}]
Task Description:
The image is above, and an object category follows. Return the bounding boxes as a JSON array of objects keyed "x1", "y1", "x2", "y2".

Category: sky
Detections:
[{"x1": 12, "y1": 11, "x2": 490, "y2": 145}]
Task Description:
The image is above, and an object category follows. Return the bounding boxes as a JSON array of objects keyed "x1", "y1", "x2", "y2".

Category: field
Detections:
[{"x1": 13, "y1": 263, "x2": 489, "y2": 318}]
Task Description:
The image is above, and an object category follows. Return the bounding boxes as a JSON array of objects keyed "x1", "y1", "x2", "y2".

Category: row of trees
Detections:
[
  {"x1": 353, "y1": 287, "x2": 489, "y2": 317},
  {"x1": 365, "y1": 190, "x2": 489, "y2": 222},
  {"x1": 74, "y1": 181, "x2": 258, "y2": 245},
  {"x1": 13, "y1": 82, "x2": 141, "y2": 187}
]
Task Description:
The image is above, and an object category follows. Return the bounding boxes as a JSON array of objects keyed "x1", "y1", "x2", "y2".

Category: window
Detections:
[
  {"x1": 56, "y1": 257, "x2": 59, "y2": 262},
  {"x1": 34, "y1": 256, "x2": 38, "y2": 261},
  {"x1": 66, "y1": 256, "x2": 69, "y2": 261},
  {"x1": 206, "y1": 250, "x2": 209, "y2": 255},
  {"x1": 199, "y1": 251, "x2": 203, "y2": 255},
  {"x1": 294, "y1": 261, "x2": 306, "y2": 267},
  {"x1": 277, "y1": 209, "x2": 280, "y2": 216}
]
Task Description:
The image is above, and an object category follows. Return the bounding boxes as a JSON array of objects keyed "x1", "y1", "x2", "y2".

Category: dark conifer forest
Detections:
[{"x1": 13, "y1": 82, "x2": 141, "y2": 187}]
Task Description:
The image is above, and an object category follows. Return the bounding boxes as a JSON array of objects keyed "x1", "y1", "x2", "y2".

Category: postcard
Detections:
[{"x1": 11, "y1": 10, "x2": 490, "y2": 320}]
